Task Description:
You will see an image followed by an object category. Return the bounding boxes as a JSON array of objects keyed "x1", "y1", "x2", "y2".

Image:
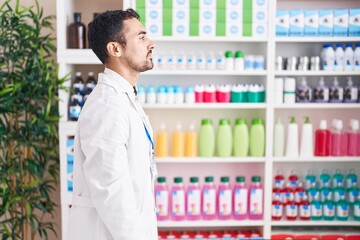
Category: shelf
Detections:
[
  {"x1": 271, "y1": 220, "x2": 360, "y2": 227},
  {"x1": 143, "y1": 70, "x2": 267, "y2": 76},
  {"x1": 275, "y1": 71, "x2": 360, "y2": 76},
  {"x1": 157, "y1": 220, "x2": 264, "y2": 228},
  {"x1": 151, "y1": 36, "x2": 268, "y2": 42},
  {"x1": 155, "y1": 157, "x2": 265, "y2": 163},
  {"x1": 275, "y1": 37, "x2": 360, "y2": 43},
  {"x1": 275, "y1": 104, "x2": 360, "y2": 109},
  {"x1": 143, "y1": 103, "x2": 267, "y2": 109},
  {"x1": 273, "y1": 157, "x2": 360, "y2": 163}
]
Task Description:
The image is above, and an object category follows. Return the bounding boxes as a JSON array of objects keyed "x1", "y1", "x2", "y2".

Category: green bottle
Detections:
[
  {"x1": 319, "y1": 169, "x2": 331, "y2": 188},
  {"x1": 216, "y1": 119, "x2": 232, "y2": 157},
  {"x1": 249, "y1": 118, "x2": 265, "y2": 157},
  {"x1": 336, "y1": 195, "x2": 349, "y2": 221},
  {"x1": 307, "y1": 182, "x2": 319, "y2": 202},
  {"x1": 323, "y1": 195, "x2": 335, "y2": 221},
  {"x1": 333, "y1": 182, "x2": 346, "y2": 203},
  {"x1": 198, "y1": 119, "x2": 215, "y2": 157},
  {"x1": 320, "y1": 182, "x2": 332, "y2": 203},
  {"x1": 347, "y1": 182, "x2": 360, "y2": 206},
  {"x1": 233, "y1": 118, "x2": 249, "y2": 157},
  {"x1": 305, "y1": 170, "x2": 316, "y2": 190},
  {"x1": 310, "y1": 195, "x2": 323, "y2": 220},
  {"x1": 346, "y1": 169, "x2": 358, "y2": 189},
  {"x1": 332, "y1": 169, "x2": 344, "y2": 188},
  {"x1": 354, "y1": 196, "x2": 360, "y2": 221}
]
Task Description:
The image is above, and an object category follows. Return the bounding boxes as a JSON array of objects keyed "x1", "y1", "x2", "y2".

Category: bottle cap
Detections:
[
  {"x1": 205, "y1": 176, "x2": 214, "y2": 182},
  {"x1": 347, "y1": 77, "x2": 353, "y2": 86},
  {"x1": 319, "y1": 120, "x2": 327, "y2": 130},
  {"x1": 75, "y1": 72, "x2": 82, "y2": 77},
  {"x1": 351, "y1": 119, "x2": 359, "y2": 131},
  {"x1": 201, "y1": 119, "x2": 212, "y2": 125},
  {"x1": 174, "y1": 177, "x2": 183, "y2": 183},
  {"x1": 186, "y1": 86, "x2": 194, "y2": 93},
  {"x1": 336, "y1": 43, "x2": 343, "y2": 48},
  {"x1": 147, "y1": 85, "x2": 156, "y2": 93},
  {"x1": 189, "y1": 123, "x2": 196, "y2": 131},
  {"x1": 157, "y1": 177, "x2": 166, "y2": 183},
  {"x1": 319, "y1": 77, "x2": 325, "y2": 86},
  {"x1": 335, "y1": 120, "x2": 343, "y2": 130},
  {"x1": 225, "y1": 51, "x2": 233, "y2": 58},
  {"x1": 276, "y1": 118, "x2": 282, "y2": 125},
  {"x1": 138, "y1": 85, "x2": 145, "y2": 93},
  {"x1": 219, "y1": 119, "x2": 230, "y2": 125},
  {"x1": 304, "y1": 116, "x2": 311, "y2": 124},
  {"x1": 175, "y1": 122, "x2": 182, "y2": 130},
  {"x1": 252, "y1": 118, "x2": 263, "y2": 125},
  {"x1": 220, "y1": 176, "x2": 230, "y2": 183},
  {"x1": 174, "y1": 86, "x2": 183, "y2": 93},
  {"x1": 190, "y1": 177, "x2": 199, "y2": 183},
  {"x1": 166, "y1": 86, "x2": 174, "y2": 93},
  {"x1": 157, "y1": 85, "x2": 167, "y2": 93},
  {"x1": 88, "y1": 72, "x2": 94, "y2": 76},
  {"x1": 236, "y1": 176, "x2": 245, "y2": 182},
  {"x1": 235, "y1": 51, "x2": 244, "y2": 58},
  {"x1": 289, "y1": 116, "x2": 296, "y2": 124},
  {"x1": 346, "y1": 43, "x2": 352, "y2": 48},
  {"x1": 252, "y1": 176, "x2": 261, "y2": 182},
  {"x1": 235, "y1": 118, "x2": 247, "y2": 125}
]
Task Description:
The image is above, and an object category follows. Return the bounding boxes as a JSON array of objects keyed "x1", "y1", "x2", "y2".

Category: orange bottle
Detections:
[
  {"x1": 155, "y1": 122, "x2": 169, "y2": 157},
  {"x1": 172, "y1": 122, "x2": 185, "y2": 157},
  {"x1": 185, "y1": 123, "x2": 198, "y2": 157}
]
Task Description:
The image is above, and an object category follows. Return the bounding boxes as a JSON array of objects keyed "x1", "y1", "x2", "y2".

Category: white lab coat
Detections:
[{"x1": 67, "y1": 68, "x2": 158, "y2": 240}]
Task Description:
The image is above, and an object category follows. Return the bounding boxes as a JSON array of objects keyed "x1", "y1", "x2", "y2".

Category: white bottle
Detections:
[
  {"x1": 166, "y1": 86, "x2": 175, "y2": 104},
  {"x1": 206, "y1": 51, "x2": 216, "y2": 70},
  {"x1": 284, "y1": 77, "x2": 296, "y2": 104},
  {"x1": 273, "y1": 118, "x2": 285, "y2": 157},
  {"x1": 216, "y1": 51, "x2": 225, "y2": 70},
  {"x1": 155, "y1": 51, "x2": 165, "y2": 70},
  {"x1": 166, "y1": 52, "x2": 176, "y2": 70},
  {"x1": 323, "y1": 44, "x2": 335, "y2": 71},
  {"x1": 275, "y1": 78, "x2": 284, "y2": 104},
  {"x1": 354, "y1": 43, "x2": 360, "y2": 71},
  {"x1": 197, "y1": 51, "x2": 206, "y2": 70},
  {"x1": 344, "y1": 76, "x2": 358, "y2": 103},
  {"x1": 244, "y1": 55, "x2": 255, "y2": 71},
  {"x1": 285, "y1": 116, "x2": 299, "y2": 158},
  {"x1": 254, "y1": 55, "x2": 265, "y2": 70},
  {"x1": 225, "y1": 51, "x2": 234, "y2": 71},
  {"x1": 300, "y1": 116, "x2": 314, "y2": 157},
  {"x1": 185, "y1": 86, "x2": 195, "y2": 104},
  {"x1": 344, "y1": 43, "x2": 354, "y2": 72},
  {"x1": 146, "y1": 85, "x2": 156, "y2": 104},
  {"x1": 157, "y1": 85, "x2": 167, "y2": 104},
  {"x1": 334, "y1": 43, "x2": 344, "y2": 71},
  {"x1": 137, "y1": 85, "x2": 146, "y2": 104},
  {"x1": 174, "y1": 86, "x2": 184, "y2": 104},
  {"x1": 234, "y1": 51, "x2": 244, "y2": 71},
  {"x1": 176, "y1": 52, "x2": 187, "y2": 70},
  {"x1": 187, "y1": 51, "x2": 197, "y2": 70}
]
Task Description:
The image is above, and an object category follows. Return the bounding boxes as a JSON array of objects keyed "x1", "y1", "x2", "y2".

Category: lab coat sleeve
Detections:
[{"x1": 80, "y1": 96, "x2": 146, "y2": 239}]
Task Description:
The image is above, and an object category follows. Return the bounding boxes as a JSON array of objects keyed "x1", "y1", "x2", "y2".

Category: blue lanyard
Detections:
[{"x1": 144, "y1": 124, "x2": 154, "y2": 156}]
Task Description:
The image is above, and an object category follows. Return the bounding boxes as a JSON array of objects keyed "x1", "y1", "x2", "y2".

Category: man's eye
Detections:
[{"x1": 140, "y1": 35, "x2": 145, "y2": 40}]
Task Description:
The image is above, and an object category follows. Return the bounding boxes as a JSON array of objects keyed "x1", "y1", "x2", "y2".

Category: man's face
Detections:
[{"x1": 120, "y1": 18, "x2": 155, "y2": 72}]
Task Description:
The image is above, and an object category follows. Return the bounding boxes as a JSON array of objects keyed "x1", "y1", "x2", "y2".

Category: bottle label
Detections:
[
  {"x1": 219, "y1": 189, "x2": 232, "y2": 216},
  {"x1": 313, "y1": 88, "x2": 329, "y2": 101},
  {"x1": 333, "y1": 176, "x2": 344, "y2": 187},
  {"x1": 234, "y1": 189, "x2": 248, "y2": 215},
  {"x1": 275, "y1": 179, "x2": 284, "y2": 188},
  {"x1": 321, "y1": 189, "x2": 331, "y2": 202},
  {"x1": 172, "y1": 190, "x2": 185, "y2": 216},
  {"x1": 300, "y1": 205, "x2": 310, "y2": 218},
  {"x1": 330, "y1": 87, "x2": 344, "y2": 101},
  {"x1": 295, "y1": 191, "x2": 305, "y2": 203},
  {"x1": 250, "y1": 189, "x2": 263, "y2": 215},
  {"x1": 324, "y1": 204, "x2": 335, "y2": 217},
  {"x1": 272, "y1": 203, "x2": 283, "y2": 218},
  {"x1": 334, "y1": 190, "x2": 345, "y2": 202},
  {"x1": 354, "y1": 204, "x2": 360, "y2": 217},
  {"x1": 69, "y1": 106, "x2": 81, "y2": 118},
  {"x1": 311, "y1": 203, "x2": 322, "y2": 217},
  {"x1": 155, "y1": 190, "x2": 169, "y2": 216},
  {"x1": 347, "y1": 176, "x2": 357, "y2": 189},
  {"x1": 187, "y1": 189, "x2": 201, "y2": 216},
  {"x1": 286, "y1": 204, "x2": 298, "y2": 217},
  {"x1": 305, "y1": 176, "x2": 315, "y2": 190},
  {"x1": 284, "y1": 192, "x2": 294, "y2": 203},
  {"x1": 344, "y1": 87, "x2": 358, "y2": 101},
  {"x1": 86, "y1": 83, "x2": 95, "y2": 91},
  {"x1": 308, "y1": 190, "x2": 319, "y2": 202},
  {"x1": 73, "y1": 82, "x2": 84, "y2": 93},
  {"x1": 203, "y1": 189, "x2": 216, "y2": 215},
  {"x1": 336, "y1": 204, "x2": 348, "y2": 218}
]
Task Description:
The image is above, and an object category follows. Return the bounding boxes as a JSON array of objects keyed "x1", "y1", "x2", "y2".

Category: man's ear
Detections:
[{"x1": 106, "y1": 42, "x2": 122, "y2": 58}]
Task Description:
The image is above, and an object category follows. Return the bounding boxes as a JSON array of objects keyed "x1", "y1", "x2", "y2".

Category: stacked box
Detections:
[
  {"x1": 276, "y1": 10, "x2": 290, "y2": 36},
  {"x1": 349, "y1": 8, "x2": 360, "y2": 36},
  {"x1": 319, "y1": 9, "x2": 334, "y2": 37},
  {"x1": 290, "y1": 10, "x2": 304, "y2": 36},
  {"x1": 334, "y1": 9, "x2": 349, "y2": 36},
  {"x1": 304, "y1": 10, "x2": 319, "y2": 37}
]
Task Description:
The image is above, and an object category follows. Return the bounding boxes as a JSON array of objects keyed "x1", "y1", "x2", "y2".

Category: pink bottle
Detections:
[
  {"x1": 171, "y1": 177, "x2": 186, "y2": 221},
  {"x1": 204, "y1": 84, "x2": 216, "y2": 103},
  {"x1": 248, "y1": 176, "x2": 263, "y2": 220},
  {"x1": 348, "y1": 119, "x2": 360, "y2": 156},
  {"x1": 187, "y1": 177, "x2": 201, "y2": 220},
  {"x1": 233, "y1": 176, "x2": 248, "y2": 220},
  {"x1": 217, "y1": 176, "x2": 232, "y2": 220},
  {"x1": 202, "y1": 176, "x2": 217, "y2": 220},
  {"x1": 155, "y1": 177, "x2": 169, "y2": 221},
  {"x1": 331, "y1": 120, "x2": 348, "y2": 156},
  {"x1": 194, "y1": 84, "x2": 204, "y2": 103}
]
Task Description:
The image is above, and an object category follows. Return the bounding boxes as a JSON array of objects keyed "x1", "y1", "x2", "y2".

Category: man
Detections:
[{"x1": 67, "y1": 9, "x2": 157, "y2": 240}]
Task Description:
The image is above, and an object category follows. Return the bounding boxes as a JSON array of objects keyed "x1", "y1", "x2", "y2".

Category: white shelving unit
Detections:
[{"x1": 57, "y1": 0, "x2": 360, "y2": 239}]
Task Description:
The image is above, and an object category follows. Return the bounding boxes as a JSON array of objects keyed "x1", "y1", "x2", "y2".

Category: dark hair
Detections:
[{"x1": 88, "y1": 8, "x2": 139, "y2": 64}]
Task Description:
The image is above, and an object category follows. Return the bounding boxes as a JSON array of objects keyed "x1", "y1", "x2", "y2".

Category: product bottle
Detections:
[
  {"x1": 313, "y1": 77, "x2": 329, "y2": 103},
  {"x1": 334, "y1": 43, "x2": 345, "y2": 71},
  {"x1": 172, "y1": 122, "x2": 185, "y2": 157},
  {"x1": 198, "y1": 119, "x2": 215, "y2": 157},
  {"x1": 271, "y1": 194, "x2": 283, "y2": 221},
  {"x1": 202, "y1": 176, "x2": 217, "y2": 220},
  {"x1": 225, "y1": 51, "x2": 234, "y2": 71},
  {"x1": 216, "y1": 119, "x2": 233, "y2": 157},
  {"x1": 69, "y1": 95, "x2": 82, "y2": 121},
  {"x1": 68, "y1": 12, "x2": 86, "y2": 49},
  {"x1": 137, "y1": 85, "x2": 146, "y2": 104},
  {"x1": 217, "y1": 176, "x2": 232, "y2": 220},
  {"x1": 155, "y1": 177, "x2": 169, "y2": 221},
  {"x1": 300, "y1": 117, "x2": 314, "y2": 157},
  {"x1": 314, "y1": 120, "x2": 331, "y2": 156},
  {"x1": 331, "y1": 120, "x2": 348, "y2": 156},
  {"x1": 284, "y1": 77, "x2": 296, "y2": 104},
  {"x1": 344, "y1": 77, "x2": 359, "y2": 103},
  {"x1": 273, "y1": 118, "x2": 285, "y2": 157},
  {"x1": 289, "y1": 170, "x2": 299, "y2": 188},
  {"x1": 299, "y1": 195, "x2": 311, "y2": 221},
  {"x1": 248, "y1": 176, "x2": 263, "y2": 220},
  {"x1": 333, "y1": 169, "x2": 344, "y2": 188},
  {"x1": 187, "y1": 51, "x2": 197, "y2": 70},
  {"x1": 187, "y1": 177, "x2": 201, "y2": 220},
  {"x1": 249, "y1": 118, "x2": 265, "y2": 157},
  {"x1": 307, "y1": 182, "x2": 319, "y2": 202},
  {"x1": 174, "y1": 86, "x2": 184, "y2": 104},
  {"x1": 295, "y1": 182, "x2": 306, "y2": 204},
  {"x1": 305, "y1": 170, "x2": 316, "y2": 190},
  {"x1": 206, "y1": 51, "x2": 216, "y2": 70},
  {"x1": 167, "y1": 86, "x2": 175, "y2": 104},
  {"x1": 176, "y1": 52, "x2": 187, "y2": 70},
  {"x1": 194, "y1": 84, "x2": 205, "y2": 103},
  {"x1": 310, "y1": 195, "x2": 323, "y2": 220},
  {"x1": 146, "y1": 85, "x2": 156, "y2": 104},
  {"x1": 197, "y1": 51, "x2": 206, "y2": 70},
  {"x1": 285, "y1": 195, "x2": 298, "y2": 221},
  {"x1": 83, "y1": 72, "x2": 97, "y2": 102},
  {"x1": 185, "y1": 86, "x2": 195, "y2": 104},
  {"x1": 323, "y1": 195, "x2": 335, "y2": 221},
  {"x1": 285, "y1": 117, "x2": 299, "y2": 158},
  {"x1": 166, "y1": 52, "x2": 176, "y2": 70},
  {"x1": 234, "y1": 51, "x2": 244, "y2": 71},
  {"x1": 329, "y1": 77, "x2": 344, "y2": 103},
  {"x1": 354, "y1": 196, "x2": 360, "y2": 221},
  {"x1": 296, "y1": 77, "x2": 312, "y2": 103},
  {"x1": 320, "y1": 182, "x2": 332, "y2": 203},
  {"x1": 322, "y1": 44, "x2": 335, "y2": 71},
  {"x1": 320, "y1": 169, "x2": 331, "y2": 188},
  {"x1": 171, "y1": 177, "x2": 186, "y2": 221},
  {"x1": 333, "y1": 182, "x2": 346, "y2": 203},
  {"x1": 348, "y1": 119, "x2": 360, "y2": 156},
  {"x1": 354, "y1": 43, "x2": 360, "y2": 71},
  {"x1": 346, "y1": 169, "x2": 358, "y2": 189},
  {"x1": 347, "y1": 182, "x2": 360, "y2": 206},
  {"x1": 233, "y1": 176, "x2": 248, "y2": 220},
  {"x1": 282, "y1": 182, "x2": 294, "y2": 205},
  {"x1": 233, "y1": 118, "x2": 249, "y2": 157},
  {"x1": 72, "y1": 72, "x2": 85, "y2": 95},
  {"x1": 344, "y1": 43, "x2": 354, "y2": 71},
  {"x1": 157, "y1": 86, "x2": 167, "y2": 104},
  {"x1": 155, "y1": 122, "x2": 169, "y2": 157},
  {"x1": 274, "y1": 170, "x2": 285, "y2": 189},
  {"x1": 216, "y1": 51, "x2": 226, "y2": 70},
  {"x1": 336, "y1": 195, "x2": 349, "y2": 221},
  {"x1": 185, "y1": 123, "x2": 198, "y2": 157}
]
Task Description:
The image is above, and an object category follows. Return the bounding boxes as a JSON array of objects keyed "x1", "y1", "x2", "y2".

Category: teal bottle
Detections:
[
  {"x1": 347, "y1": 182, "x2": 360, "y2": 206},
  {"x1": 354, "y1": 197, "x2": 360, "y2": 221},
  {"x1": 319, "y1": 169, "x2": 331, "y2": 188},
  {"x1": 249, "y1": 118, "x2": 265, "y2": 157},
  {"x1": 216, "y1": 119, "x2": 232, "y2": 157},
  {"x1": 310, "y1": 195, "x2": 323, "y2": 220},
  {"x1": 233, "y1": 118, "x2": 249, "y2": 157},
  {"x1": 336, "y1": 195, "x2": 349, "y2": 221},
  {"x1": 307, "y1": 182, "x2": 319, "y2": 202},
  {"x1": 198, "y1": 119, "x2": 215, "y2": 157},
  {"x1": 323, "y1": 195, "x2": 335, "y2": 221},
  {"x1": 320, "y1": 182, "x2": 332, "y2": 202},
  {"x1": 305, "y1": 170, "x2": 316, "y2": 190},
  {"x1": 332, "y1": 169, "x2": 344, "y2": 188},
  {"x1": 346, "y1": 169, "x2": 358, "y2": 189},
  {"x1": 333, "y1": 182, "x2": 346, "y2": 203}
]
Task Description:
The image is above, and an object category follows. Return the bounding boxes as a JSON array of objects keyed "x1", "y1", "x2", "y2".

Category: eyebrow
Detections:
[{"x1": 138, "y1": 31, "x2": 147, "y2": 36}]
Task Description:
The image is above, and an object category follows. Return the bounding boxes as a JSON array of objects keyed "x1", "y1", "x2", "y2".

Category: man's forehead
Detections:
[{"x1": 123, "y1": 18, "x2": 146, "y2": 36}]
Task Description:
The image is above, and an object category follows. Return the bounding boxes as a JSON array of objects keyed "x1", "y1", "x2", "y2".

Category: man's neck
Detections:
[{"x1": 105, "y1": 63, "x2": 139, "y2": 87}]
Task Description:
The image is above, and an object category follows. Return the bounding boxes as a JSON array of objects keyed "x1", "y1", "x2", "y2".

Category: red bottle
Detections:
[
  {"x1": 274, "y1": 170, "x2": 285, "y2": 189},
  {"x1": 272, "y1": 195, "x2": 283, "y2": 220},
  {"x1": 285, "y1": 195, "x2": 298, "y2": 221},
  {"x1": 288, "y1": 170, "x2": 299, "y2": 188},
  {"x1": 299, "y1": 195, "x2": 310, "y2": 220},
  {"x1": 282, "y1": 182, "x2": 294, "y2": 205},
  {"x1": 314, "y1": 120, "x2": 331, "y2": 156},
  {"x1": 295, "y1": 182, "x2": 306, "y2": 204}
]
